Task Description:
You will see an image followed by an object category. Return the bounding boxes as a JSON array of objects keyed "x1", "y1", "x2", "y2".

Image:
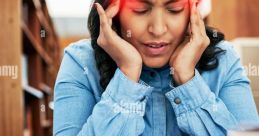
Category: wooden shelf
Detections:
[
  {"x1": 21, "y1": 0, "x2": 61, "y2": 135},
  {"x1": 22, "y1": 21, "x2": 53, "y2": 65},
  {"x1": 23, "y1": 84, "x2": 44, "y2": 99},
  {"x1": 32, "y1": 0, "x2": 52, "y2": 33}
]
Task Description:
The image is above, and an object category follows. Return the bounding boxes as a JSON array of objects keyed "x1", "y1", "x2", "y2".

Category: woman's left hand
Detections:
[{"x1": 169, "y1": 0, "x2": 210, "y2": 85}]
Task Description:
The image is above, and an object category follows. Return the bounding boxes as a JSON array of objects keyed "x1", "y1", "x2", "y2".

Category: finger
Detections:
[
  {"x1": 186, "y1": 23, "x2": 191, "y2": 36},
  {"x1": 197, "y1": 11, "x2": 207, "y2": 37},
  {"x1": 199, "y1": 22, "x2": 207, "y2": 38},
  {"x1": 180, "y1": 35, "x2": 191, "y2": 48},
  {"x1": 190, "y1": 0, "x2": 208, "y2": 43},
  {"x1": 194, "y1": 7, "x2": 209, "y2": 47},
  {"x1": 192, "y1": 1, "x2": 207, "y2": 37},
  {"x1": 95, "y1": 3, "x2": 111, "y2": 30},
  {"x1": 106, "y1": 0, "x2": 120, "y2": 18},
  {"x1": 190, "y1": 0, "x2": 201, "y2": 40},
  {"x1": 171, "y1": 39, "x2": 190, "y2": 61},
  {"x1": 190, "y1": 0, "x2": 198, "y2": 22}
]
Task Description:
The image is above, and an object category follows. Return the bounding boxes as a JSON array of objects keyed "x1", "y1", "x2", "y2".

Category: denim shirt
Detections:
[{"x1": 54, "y1": 39, "x2": 259, "y2": 136}]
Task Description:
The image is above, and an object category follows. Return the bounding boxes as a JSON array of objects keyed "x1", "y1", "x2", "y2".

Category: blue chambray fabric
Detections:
[{"x1": 53, "y1": 39, "x2": 259, "y2": 136}]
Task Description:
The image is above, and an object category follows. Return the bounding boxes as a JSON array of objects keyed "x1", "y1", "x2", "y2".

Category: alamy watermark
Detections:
[
  {"x1": 126, "y1": 29, "x2": 132, "y2": 38},
  {"x1": 112, "y1": 100, "x2": 145, "y2": 116},
  {"x1": 243, "y1": 63, "x2": 259, "y2": 77},
  {"x1": 41, "y1": 29, "x2": 46, "y2": 38},
  {"x1": 213, "y1": 29, "x2": 218, "y2": 38},
  {"x1": 0, "y1": 65, "x2": 18, "y2": 79}
]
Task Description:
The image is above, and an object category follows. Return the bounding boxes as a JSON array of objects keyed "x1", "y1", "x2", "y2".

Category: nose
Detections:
[{"x1": 148, "y1": 12, "x2": 167, "y2": 37}]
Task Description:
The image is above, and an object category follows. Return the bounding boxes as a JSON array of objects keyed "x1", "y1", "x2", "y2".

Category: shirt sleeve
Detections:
[
  {"x1": 165, "y1": 46, "x2": 259, "y2": 136},
  {"x1": 54, "y1": 51, "x2": 153, "y2": 136}
]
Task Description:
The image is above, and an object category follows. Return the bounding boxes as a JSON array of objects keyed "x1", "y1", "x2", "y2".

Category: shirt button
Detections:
[{"x1": 174, "y1": 97, "x2": 181, "y2": 104}]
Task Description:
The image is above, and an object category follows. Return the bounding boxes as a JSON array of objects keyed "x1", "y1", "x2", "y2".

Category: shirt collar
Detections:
[{"x1": 142, "y1": 64, "x2": 171, "y2": 78}]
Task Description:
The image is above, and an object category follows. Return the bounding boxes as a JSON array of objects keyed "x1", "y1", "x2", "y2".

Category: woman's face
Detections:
[{"x1": 119, "y1": 0, "x2": 190, "y2": 68}]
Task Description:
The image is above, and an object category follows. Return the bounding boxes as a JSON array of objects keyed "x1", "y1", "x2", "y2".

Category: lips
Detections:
[
  {"x1": 147, "y1": 44, "x2": 165, "y2": 48},
  {"x1": 144, "y1": 42, "x2": 169, "y2": 55}
]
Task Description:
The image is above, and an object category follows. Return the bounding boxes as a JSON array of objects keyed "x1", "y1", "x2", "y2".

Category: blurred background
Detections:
[{"x1": 0, "y1": 0, "x2": 259, "y2": 136}]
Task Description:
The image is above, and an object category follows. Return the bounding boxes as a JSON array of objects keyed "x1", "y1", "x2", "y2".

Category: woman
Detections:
[{"x1": 53, "y1": 0, "x2": 259, "y2": 135}]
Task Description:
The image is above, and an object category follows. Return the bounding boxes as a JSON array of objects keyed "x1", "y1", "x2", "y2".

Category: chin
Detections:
[{"x1": 143, "y1": 59, "x2": 168, "y2": 68}]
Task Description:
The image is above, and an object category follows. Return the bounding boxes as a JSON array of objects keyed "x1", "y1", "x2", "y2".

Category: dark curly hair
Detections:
[{"x1": 87, "y1": 0, "x2": 225, "y2": 91}]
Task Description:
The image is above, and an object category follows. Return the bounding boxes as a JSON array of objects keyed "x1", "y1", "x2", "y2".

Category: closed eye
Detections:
[
  {"x1": 132, "y1": 8, "x2": 150, "y2": 14},
  {"x1": 167, "y1": 6, "x2": 184, "y2": 13}
]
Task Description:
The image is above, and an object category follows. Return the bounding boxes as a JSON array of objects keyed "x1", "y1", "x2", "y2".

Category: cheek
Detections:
[
  {"x1": 120, "y1": 21, "x2": 147, "y2": 43},
  {"x1": 167, "y1": 14, "x2": 189, "y2": 37},
  {"x1": 119, "y1": 10, "x2": 147, "y2": 41}
]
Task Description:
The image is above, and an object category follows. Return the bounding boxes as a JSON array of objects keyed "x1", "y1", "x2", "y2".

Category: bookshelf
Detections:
[
  {"x1": 22, "y1": 0, "x2": 61, "y2": 135},
  {"x1": 0, "y1": 0, "x2": 61, "y2": 135}
]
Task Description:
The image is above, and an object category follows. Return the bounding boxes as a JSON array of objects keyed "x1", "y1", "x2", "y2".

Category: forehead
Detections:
[
  {"x1": 125, "y1": 0, "x2": 187, "y2": 5},
  {"x1": 127, "y1": 0, "x2": 183, "y2": 2}
]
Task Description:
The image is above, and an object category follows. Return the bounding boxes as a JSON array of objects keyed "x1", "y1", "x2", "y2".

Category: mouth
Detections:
[
  {"x1": 143, "y1": 42, "x2": 170, "y2": 55},
  {"x1": 146, "y1": 44, "x2": 165, "y2": 48}
]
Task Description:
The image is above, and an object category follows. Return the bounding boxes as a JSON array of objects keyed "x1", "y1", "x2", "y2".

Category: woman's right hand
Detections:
[{"x1": 95, "y1": 1, "x2": 142, "y2": 82}]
